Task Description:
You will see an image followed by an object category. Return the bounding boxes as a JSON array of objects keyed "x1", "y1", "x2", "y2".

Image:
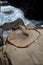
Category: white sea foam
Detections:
[{"x1": 0, "y1": 5, "x2": 30, "y2": 26}]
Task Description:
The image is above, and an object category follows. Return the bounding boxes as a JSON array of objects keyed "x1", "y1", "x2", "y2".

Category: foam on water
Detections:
[
  {"x1": 0, "y1": 5, "x2": 30, "y2": 26},
  {"x1": 0, "y1": 5, "x2": 31, "y2": 37}
]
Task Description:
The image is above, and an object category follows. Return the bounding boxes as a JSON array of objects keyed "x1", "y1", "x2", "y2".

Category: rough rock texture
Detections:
[
  {"x1": 0, "y1": 18, "x2": 24, "y2": 30},
  {"x1": 0, "y1": 24, "x2": 43, "y2": 65},
  {"x1": 5, "y1": 29, "x2": 43, "y2": 65}
]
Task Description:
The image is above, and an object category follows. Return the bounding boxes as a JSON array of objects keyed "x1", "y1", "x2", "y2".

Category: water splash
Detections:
[{"x1": 0, "y1": 5, "x2": 30, "y2": 26}]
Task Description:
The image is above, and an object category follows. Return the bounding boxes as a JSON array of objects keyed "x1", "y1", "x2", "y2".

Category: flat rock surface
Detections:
[
  {"x1": 7, "y1": 28, "x2": 39, "y2": 48},
  {"x1": 5, "y1": 29, "x2": 43, "y2": 65}
]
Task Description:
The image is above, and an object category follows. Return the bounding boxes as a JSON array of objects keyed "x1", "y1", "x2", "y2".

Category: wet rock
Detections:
[{"x1": 0, "y1": 18, "x2": 24, "y2": 30}]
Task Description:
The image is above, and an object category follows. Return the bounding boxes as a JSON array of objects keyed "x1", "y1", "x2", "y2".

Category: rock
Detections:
[
  {"x1": 0, "y1": 28, "x2": 3, "y2": 46},
  {"x1": 0, "y1": 18, "x2": 24, "y2": 30}
]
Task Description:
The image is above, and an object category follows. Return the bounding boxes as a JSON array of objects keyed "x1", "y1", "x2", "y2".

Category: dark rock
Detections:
[
  {"x1": 0, "y1": 28, "x2": 3, "y2": 46},
  {"x1": 0, "y1": 18, "x2": 24, "y2": 30}
]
